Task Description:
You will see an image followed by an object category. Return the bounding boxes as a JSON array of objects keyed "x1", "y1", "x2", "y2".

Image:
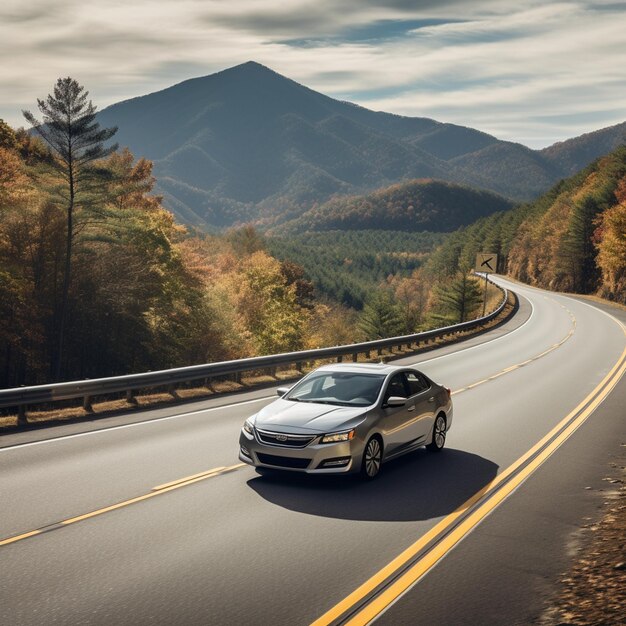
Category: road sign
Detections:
[{"x1": 476, "y1": 253, "x2": 498, "y2": 274}]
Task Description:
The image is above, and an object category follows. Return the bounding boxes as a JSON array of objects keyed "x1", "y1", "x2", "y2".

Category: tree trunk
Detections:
[{"x1": 55, "y1": 170, "x2": 74, "y2": 381}]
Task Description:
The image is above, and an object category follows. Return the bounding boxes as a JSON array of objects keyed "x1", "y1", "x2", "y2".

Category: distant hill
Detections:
[
  {"x1": 274, "y1": 179, "x2": 514, "y2": 234},
  {"x1": 540, "y1": 122, "x2": 626, "y2": 176},
  {"x1": 98, "y1": 62, "x2": 626, "y2": 229},
  {"x1": 425, "y1": 146, "x2": 626, "y2": 302}
]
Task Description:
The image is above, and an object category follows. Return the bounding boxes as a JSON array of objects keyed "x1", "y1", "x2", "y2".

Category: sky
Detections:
[{"x1": 1, "y1": 0, "x2": 624, "y2": 149}]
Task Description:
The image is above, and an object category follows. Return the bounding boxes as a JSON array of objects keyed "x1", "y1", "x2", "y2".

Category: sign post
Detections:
[{"x1": 475, "y1": 253, "x2": 498, "y2": 316}]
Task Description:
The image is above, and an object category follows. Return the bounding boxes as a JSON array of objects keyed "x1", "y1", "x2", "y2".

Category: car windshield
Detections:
[{"x1": 285, "y1": 371, "x2": 385, "y2": 407}]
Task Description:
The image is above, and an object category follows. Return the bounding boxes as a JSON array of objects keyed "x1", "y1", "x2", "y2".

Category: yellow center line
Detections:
[
  {"x1": 311, "y1": 327, "x2": 626, "y2": 626},
  {"x1": 449, "y1": 315, "x2": 575, "y2": 396},
  {"x1": 346, "y1": 353, "x2": 626, "y2": 626},
  {"x1": 152, "y1": 467, "x2": 227, "y2": 491},
  {"x1": 0, "y1": 529, "x2": 43, "y2": 548},
  {"x1": 0, "y1": 463, "x2": 246, "y2": 547}
]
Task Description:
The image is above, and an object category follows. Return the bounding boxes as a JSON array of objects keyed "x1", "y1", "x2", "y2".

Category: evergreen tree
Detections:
[
  {"x1": 357, "y1": 292, "x2": 404, "y2": 340},
  {"x1": 431, "y1": 273, "x2": 482, "y2": 324},
  {"x1": 23, "y1": 78, "x2": 118, "y2": 379}
]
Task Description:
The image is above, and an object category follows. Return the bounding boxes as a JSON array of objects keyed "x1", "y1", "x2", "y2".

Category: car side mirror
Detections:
[
  {"x1": 384, "y1": 396, "x2": 406, "y2": 408},
  {"x1": 276, "y1": 386, "x2": 291, "y2": 397}
]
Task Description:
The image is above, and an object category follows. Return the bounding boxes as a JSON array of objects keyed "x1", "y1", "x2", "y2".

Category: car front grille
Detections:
[
  {"x1": 257, "y1": 453, "x2": 311, "y2": 469},
  {"x1": 256, "y1": 428, "x2": 316, "y2": 448}
]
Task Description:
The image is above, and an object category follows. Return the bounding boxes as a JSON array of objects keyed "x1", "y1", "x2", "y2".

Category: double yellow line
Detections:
[{"x1": 311, "y1": 338, "x2": 626, "y2": 625}]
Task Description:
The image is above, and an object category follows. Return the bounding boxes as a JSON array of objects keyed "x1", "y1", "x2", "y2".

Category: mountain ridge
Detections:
[
  {"x1": 97, "y1": 61, "x2": 625, "y2": 229},
  {"x1": 272, "y1": 178, "x2": 514, "y2": 234}
]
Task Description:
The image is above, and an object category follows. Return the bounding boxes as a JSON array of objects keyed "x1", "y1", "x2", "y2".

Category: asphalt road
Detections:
[{"x1": 0, "y1": 277, "x2": 624, "y2": 626}]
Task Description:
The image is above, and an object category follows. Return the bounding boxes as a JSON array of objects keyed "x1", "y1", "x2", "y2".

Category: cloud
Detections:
[{"x1": 1, "y1": 0, "x2": 624, "y2": 148}]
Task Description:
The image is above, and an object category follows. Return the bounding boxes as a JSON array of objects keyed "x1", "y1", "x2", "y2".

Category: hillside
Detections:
[
  {"x1": 267, "y1": 230, "x2": 446, "y2": 308},
  {"x1": 274, "y1": 179, "x2": 514, "y2": 234},
  {"x1": 425, "y1": 146, "x2": 626, "y2": 302},
  {"x1": 97, "y1": 62, "x2": 626, "y2": 229},
  {"x1": 540, "y1": 122, "x2": 626, "y2": 176}
]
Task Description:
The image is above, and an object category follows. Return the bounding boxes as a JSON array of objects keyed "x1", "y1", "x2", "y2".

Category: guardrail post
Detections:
[
  {"x1": 17, "y1": 405, "x2": 27, "y2": 426},
  {"x1": 337, "y1": 355, "x2": 343, "y2": 363},
  {"x1": 234, "y1": 372, "x2": 241, "y2": 384},
  {"x1": 352, "y1": 353, "x2": 358, "y2": 362},
  {"x1": 296, "y1": 361, "x2": 303, "y2": 373},
  {"x1": 168, "y1": 385, "x2": 179, "y2": 398},
  {"x1": 126, "y1": 389, "x2": 138, "y2": 405},
  {"x1": 83, "y1": 395, "x2": 93, "y2": 412}
]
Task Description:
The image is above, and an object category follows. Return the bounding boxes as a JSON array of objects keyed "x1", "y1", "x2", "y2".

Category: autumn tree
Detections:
[
  {"x1": 595, "y1": 178, "x2": 626, "y2": 302},
  {"x1": 307, "y1": 303, "x2": 360, "y2": 348},
  {"x1": 23, "y1": 78, "x2": 118, "y2": 379},
  {"x1": 388, "y1": 269, "x2": 432, "y2": 333},
  {"x1": 235, "y1": 251, "x2": 309, "y2": 354},
  {"x1": 226, "y1": 225, "x2": 266, "y2": 256},
  {"x1": 0, "y1": 119, "x2": 17, "y2": 150}
]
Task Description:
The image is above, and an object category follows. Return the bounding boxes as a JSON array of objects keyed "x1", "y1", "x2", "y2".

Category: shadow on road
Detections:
[{"x1": 246, "y1": 448, "x2": 498, "y2": 522}]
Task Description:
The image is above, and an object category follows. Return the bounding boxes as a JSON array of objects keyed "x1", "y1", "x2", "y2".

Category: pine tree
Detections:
[
  {"x1": 23, "y1": 78, "x2": 118, "y2": 379},
  {"x1": 431, "y1": 273, "x2": 482, "y2": 324},
  {"x1": 357, "y1": 292, "x2": 404, "y2": 340}
]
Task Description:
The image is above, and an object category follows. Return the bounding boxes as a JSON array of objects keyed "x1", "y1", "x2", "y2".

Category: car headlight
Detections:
[
  {"x1": 243, "y1": 419, "x2": 255, "y2": 435},
  {"x1": 321, "y1": 429, "x2": 355, "y2": 444}
]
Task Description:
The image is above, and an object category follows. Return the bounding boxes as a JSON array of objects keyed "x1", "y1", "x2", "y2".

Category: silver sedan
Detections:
[{"x1": 239, "y1": 363, "x2": 453, "y2": 479}]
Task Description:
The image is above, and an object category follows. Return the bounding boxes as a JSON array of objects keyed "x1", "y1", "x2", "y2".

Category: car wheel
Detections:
[
  {"x1": 361, "y1": 437, "x2": 383, "y2": 479},
  {"x1": 427, "y1": 414, "x2": 446, "y2": 452}
]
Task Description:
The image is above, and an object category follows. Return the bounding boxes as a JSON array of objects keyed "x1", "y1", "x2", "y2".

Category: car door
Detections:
[
  {"x1": 379, "y1": 372, "x2": 421, "y2": 457},
  {"x1": 405, "y1": 370, "x2": 436, "y2": 442}
]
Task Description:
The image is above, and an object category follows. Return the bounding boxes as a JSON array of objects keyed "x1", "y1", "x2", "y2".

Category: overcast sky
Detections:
[{"x1": 1, "y1": 0, "x2": 624, "y2": 148}]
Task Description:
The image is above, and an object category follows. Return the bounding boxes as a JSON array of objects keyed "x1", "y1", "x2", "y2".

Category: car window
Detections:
[
  {"x1": 385, "y1": 373, "x2": 409, "y2": 399},
  {"x1": 286, "y1": 371, "x2": 386, "y2": 407},
  {"x1": 406, "y1": 371, "x2": 430, "y2": 396}
]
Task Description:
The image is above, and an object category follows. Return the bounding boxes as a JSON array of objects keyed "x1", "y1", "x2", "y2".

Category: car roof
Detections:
[{"x1": 315, "y1": 362, "x2": 412, "y2": 376}]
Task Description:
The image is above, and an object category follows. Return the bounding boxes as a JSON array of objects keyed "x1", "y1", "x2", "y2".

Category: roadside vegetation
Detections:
[
  {"x1": 425, "y1": 146, "x2": 626, "y2": 303},
  {"x1": 0, "y1": 79, "x2": 501, "y2": 389}
]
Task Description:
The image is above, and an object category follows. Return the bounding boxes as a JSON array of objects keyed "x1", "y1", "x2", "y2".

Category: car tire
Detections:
[
  {"x1": 427, "y1": 414, "x2": 446, "y2": 452},
  {"x1": 361, "y1": 436, "x2": 383, "y2": 479}
]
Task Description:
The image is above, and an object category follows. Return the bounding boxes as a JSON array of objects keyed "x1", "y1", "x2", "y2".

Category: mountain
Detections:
[
  {"x1": 98, "y1": 62, "x2": 626, "y2": 229},
  {"x1": 540, "y1": 122, "x2": 626, "y2": 175},
  {"x1": 273, "y1": 179, "x2": 514, "y2": 234},
  {"x1": 425, "y1": 146, "x2": 626, "y2": 302}
]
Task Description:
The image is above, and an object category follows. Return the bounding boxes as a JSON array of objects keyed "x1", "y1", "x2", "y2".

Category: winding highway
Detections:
[{"x1": 1, "y1": 277, "x2": 625, "y2": 625}]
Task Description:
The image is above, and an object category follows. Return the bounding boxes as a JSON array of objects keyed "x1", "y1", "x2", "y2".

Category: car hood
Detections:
[{"x1": 253, "y1": 399, "x2": 368, "y2": 433}]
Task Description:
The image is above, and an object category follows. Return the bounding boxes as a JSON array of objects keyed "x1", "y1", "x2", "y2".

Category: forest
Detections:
[
  {"x1": 426, "y1": 146, "x2": 626, "y2": 302},
  {"x1": 273, "y1": 179, "x2": 513, "y2": 234},
  {"x1": 0, "y1": 97, "x2": 321, "y2": 387},
  {"x1": 267, "y1": 230, "x2": 446, "y2": 309},
  {"x1": 0, "y1": 80, "x2": 488, "y2": 388}
]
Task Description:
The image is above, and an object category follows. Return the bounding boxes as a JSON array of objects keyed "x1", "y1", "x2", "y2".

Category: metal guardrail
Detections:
[{"x1": 1, "y1": 283, "x2": 509, "y2": 419}]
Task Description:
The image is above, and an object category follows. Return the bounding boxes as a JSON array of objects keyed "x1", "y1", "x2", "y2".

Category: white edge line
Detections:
[
  {"x1": 410, "y1": 284, "x2": 535, "y2": 367},
  {"x1": 0, "y1": 395, "x2": 275, "y2": 452},
  {"x1": 556, "y1": 293, "x2": 626, "y2": 332}
]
